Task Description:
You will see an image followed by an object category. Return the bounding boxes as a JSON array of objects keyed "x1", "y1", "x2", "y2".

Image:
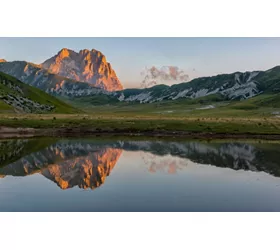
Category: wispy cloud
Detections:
[{"x1": 140, "y1": 66, "x2": 189, "y2": 88}]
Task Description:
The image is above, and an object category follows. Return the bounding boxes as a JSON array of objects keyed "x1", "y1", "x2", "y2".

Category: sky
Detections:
[{"x1": 1, "y1": 37, "x2": 280, "y2": 88}]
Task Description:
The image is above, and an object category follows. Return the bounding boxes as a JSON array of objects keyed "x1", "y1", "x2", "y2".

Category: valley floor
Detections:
[
  {"x1": 1, "y1": 95, "x2": 280, "y2": 139},
  {"x1": 0, "y1": 112, "x2": 279, "y2": 139}
]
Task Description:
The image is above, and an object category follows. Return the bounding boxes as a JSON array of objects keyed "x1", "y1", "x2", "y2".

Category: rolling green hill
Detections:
[{"x1": 0, "y1": 71, "x2": 78, "y2": 113}]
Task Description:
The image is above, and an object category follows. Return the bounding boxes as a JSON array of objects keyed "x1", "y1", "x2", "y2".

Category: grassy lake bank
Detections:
[{"x1": 0, "y1": 113, "x2": 280, "y2": 139}]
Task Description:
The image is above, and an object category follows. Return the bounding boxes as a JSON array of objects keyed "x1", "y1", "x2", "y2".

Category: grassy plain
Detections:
[{"x1": 1, "y1": 93, "x2": 280, "y2": 136}]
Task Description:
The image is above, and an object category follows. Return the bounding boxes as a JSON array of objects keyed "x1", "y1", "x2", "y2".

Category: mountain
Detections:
[
  {"x1": 1, "y1": 49, "x2": 280, "y2": 105},
  {"x1": 0, "y1": 71, "x2": 77, "y2": 113},
  {"x1": 41, "y1": 48, "x2": 123, "y2": 91},
  {"x1": 114, "y1": 66, "x2": 280, "y2": 103},
  {"x1": 0, "y1": 60, "x2": 107, "y2": 97}
]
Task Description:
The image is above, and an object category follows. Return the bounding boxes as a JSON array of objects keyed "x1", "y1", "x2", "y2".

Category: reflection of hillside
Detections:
[
  {"x1": 0, "y1": 138, "x2": 56, "y2": 168},
  {"x1": 122, "y1": 141, "x2": 280, "y2": 176},
  {"x1": 1, "y1": 139, "x2": 280, "y2": 187},
  {"x1": 0, "y1": 141, "x2": 122, "y2": 190}
]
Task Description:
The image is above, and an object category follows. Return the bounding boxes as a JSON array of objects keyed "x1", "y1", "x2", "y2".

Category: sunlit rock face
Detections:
[
  {"x1": 42, "y1": 148, "x2": 122, "y2": 190},
  {"x1": 41, "y1": 48, "x2": 123, "y2": 92},
  {"x1": 0, "y1": 61, "x2": 105, "y2": 97}
]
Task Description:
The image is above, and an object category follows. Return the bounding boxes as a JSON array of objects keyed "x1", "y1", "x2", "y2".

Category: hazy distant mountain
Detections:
[
  {"x1": 115, "y1": 66, "x2": 280, "y2": 103},
  {"x1": 41, "y1": 48, "x2": 123, "y2": 91}
]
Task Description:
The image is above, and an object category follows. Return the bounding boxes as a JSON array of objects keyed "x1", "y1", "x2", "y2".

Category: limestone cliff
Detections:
[{"x1": 41, "y1": 48, "x2": 123, "y2": 91}]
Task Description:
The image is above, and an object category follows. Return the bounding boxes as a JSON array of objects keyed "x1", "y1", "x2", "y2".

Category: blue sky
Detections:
[{"x1": 1, "y1": 37, "x2": 280, "y2": 88}]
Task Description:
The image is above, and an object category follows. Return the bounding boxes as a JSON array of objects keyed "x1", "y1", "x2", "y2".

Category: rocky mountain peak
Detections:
[
  {"x1": 57, "y1": 48, "x2": 73, "y2": 58},
  {"x1": 41, "y1": 48, "x2": 123, "y2": 91}
]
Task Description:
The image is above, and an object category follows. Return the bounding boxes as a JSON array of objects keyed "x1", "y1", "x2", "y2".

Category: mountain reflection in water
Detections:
[{"x1": 1, "y1": 138, "x2": 280, "y2": 192}]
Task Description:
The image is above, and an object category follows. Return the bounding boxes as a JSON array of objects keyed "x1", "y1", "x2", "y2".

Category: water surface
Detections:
[{"x1": 1, "y1": 137, "x2": 280, "y2": 211}]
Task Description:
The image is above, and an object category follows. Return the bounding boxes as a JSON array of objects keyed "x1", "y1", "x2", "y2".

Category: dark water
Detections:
[{"x1": 1, "y1": 137, "x2": 280, "y2": 212}]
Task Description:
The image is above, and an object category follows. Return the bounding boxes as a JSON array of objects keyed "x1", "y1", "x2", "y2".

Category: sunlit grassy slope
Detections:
[{"x1": 0, "y1": 71, "x2": 78, "y2": 114}]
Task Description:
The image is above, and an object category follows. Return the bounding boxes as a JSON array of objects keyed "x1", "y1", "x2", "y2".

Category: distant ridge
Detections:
[{"x1": 114, "y1": 66, "x2": 280, "y2": 103}]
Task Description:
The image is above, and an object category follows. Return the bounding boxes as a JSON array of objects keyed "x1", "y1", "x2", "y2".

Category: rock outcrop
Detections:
[
  {"x1": 0, "y1": 61, "x2": 106, "y2": 97},
  {"x1": 41, "y1": 48, "x2": 123, "y2": 91}
]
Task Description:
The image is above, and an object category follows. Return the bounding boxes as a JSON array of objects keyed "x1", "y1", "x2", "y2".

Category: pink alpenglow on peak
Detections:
[{"x1": 41, "y1": 48, "x2": 123, "y2": 91}]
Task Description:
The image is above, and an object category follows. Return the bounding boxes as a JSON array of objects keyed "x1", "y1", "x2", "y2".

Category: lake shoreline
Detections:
[{"x1": 1, "y1": 126, "x2": 280, "y2": 140}]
